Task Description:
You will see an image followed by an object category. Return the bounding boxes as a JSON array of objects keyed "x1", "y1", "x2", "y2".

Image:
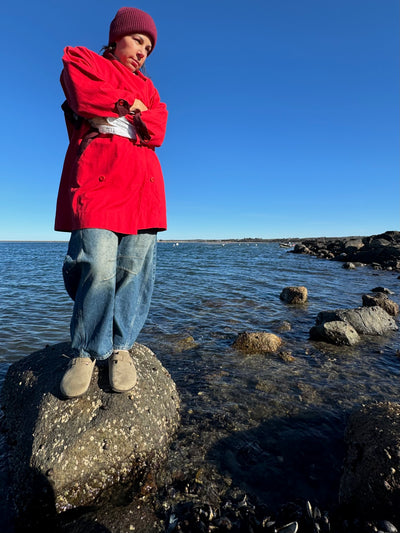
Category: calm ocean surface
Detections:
[
  {"x1": 1, "y1": 241, "x2": 399, "y2": 525},
  {"x1": 0, "y1": 241, "x2": 398, "y2": 371}
]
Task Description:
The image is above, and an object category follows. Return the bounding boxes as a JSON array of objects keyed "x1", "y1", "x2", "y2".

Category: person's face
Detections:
[{"x1": 114, "y1": 33, "x2": 152, "y2": 72}]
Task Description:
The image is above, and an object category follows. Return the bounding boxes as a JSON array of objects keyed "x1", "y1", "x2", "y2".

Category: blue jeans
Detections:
[{"x1": 63, "y1": 229, "x2": 157, "y2": 360}]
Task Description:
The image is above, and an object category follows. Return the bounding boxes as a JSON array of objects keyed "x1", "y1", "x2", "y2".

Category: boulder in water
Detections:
[
  {"x1": 233, "y1": 331, "x2": 283, "y2": 354},
  {"x1": 315, "y1": 306, "x2": 398, "y2": 336},
  {"x1": 362, "y1": 293, "x2": 399, "y2": 317},
  {"x1": 310, "y1": 320, "x2": 360, "y2": 346},
  {"x1": 280, "y1": 286, "x2": 308, "y2": 304}
]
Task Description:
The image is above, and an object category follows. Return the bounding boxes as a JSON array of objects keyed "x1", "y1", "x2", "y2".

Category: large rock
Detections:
[
  {"x1": 310, "y1": 320, "x2": 360, "y2": 346},
  {"x1": 280, "y1": 286, "x2": 308, "y2": 304},
  {"x1": 0, "y1": 342, "x2": 180, "y2": 521},
  {"x1": 372, "y1": 287, "x2": 394, "y2": 295},
  {"x1": 344, "y1": 238, "x2": 364, "y2": 253},
  {"x1": 362, "y1": 292, "x2": 399, "y2": 317},
  {"x1": 232, "y1": 331, "x2": 283, "y2": 354},
  {"x1": 293, "y1": 243, "x2": 311, "y2": 254},
  {"x1": 339, "y1": 402, "x2": 400, "y2": 521},
  {"x1": 316, "y1": 306, "x2": 398, "y2": 336}
]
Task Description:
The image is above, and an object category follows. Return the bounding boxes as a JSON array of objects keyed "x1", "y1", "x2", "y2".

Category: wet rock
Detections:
[
  {"x1": 293, "y1": 244, "x2": 311, "y2": 254},
  {"x1": 377, "y1": 520, "x2": 399, "y2": 533},
  {"x1": 343, "y1": 261, "x2": 366, "y2": 269},
  {"x1": 316, "y1": 306, "x2": 398, "y2": 336},
  {"x1": 362, "y1": 293, "x2": 399, "y2": 317},
  {"x1": 318, "y1": 248, "x2": 331, "y2": 258},
  {"x1": 170, "y1": 335, "x2": 198, "y2": 353},
  {"x1": 232, "y1": 331, "x2": 283, "y2": 354},
  {"x1": 279, "y1": 351, "x2": 295, "y2": 363},
  {"x1": 340, "y1": 402, "x2": 400, "y2": 522},
  {"x1": 280, "y1": 286, "x2": 308, "y2": 304},
  {"x1": 372, "y1": 287, "x2": 395, "y2": 295},
  {"x1": 0, "y1": 342, "x2": 180, "y2": 520},
  {"x1": 310, "y1": 320, "x2": 360, "y2": 346},
  {"x1": 278, "y1": 320, "x2": 292, "y2": 332}
]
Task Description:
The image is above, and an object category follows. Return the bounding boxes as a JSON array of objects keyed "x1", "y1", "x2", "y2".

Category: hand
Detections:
[{"x1": 130, "y1": 99, "x2": 148, "y2": 112}]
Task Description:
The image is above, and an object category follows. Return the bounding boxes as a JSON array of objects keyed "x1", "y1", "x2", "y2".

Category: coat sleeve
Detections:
[
  {"x1": 61, "y1": 46, "x2": 134, "y2": 118},
  {"x1": 137, "y1": 84, "x2": 168, "y2": 148}
]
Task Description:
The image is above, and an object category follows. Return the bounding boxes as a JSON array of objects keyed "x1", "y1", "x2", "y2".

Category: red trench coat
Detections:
[{"x1": 54, "y1": 46, "x2": 168, "y2": 235}]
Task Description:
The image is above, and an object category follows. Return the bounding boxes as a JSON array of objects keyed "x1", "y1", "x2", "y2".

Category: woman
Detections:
[{"x1": 55, "y1": 7, "x2": 168, "y2": 398}]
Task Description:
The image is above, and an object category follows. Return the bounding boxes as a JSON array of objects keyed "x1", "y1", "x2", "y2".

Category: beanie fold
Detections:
[{"x1": 109, "y1": 7, "x2": 157, "y2": 51}]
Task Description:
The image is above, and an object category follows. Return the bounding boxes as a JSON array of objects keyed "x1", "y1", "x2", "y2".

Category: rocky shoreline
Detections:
[
  {"x1": 161, "y1": 230, "x2": 400, "y2": 273},
  {"x1": 292, "y1": 231, "x2": 400, "y2": 272}
]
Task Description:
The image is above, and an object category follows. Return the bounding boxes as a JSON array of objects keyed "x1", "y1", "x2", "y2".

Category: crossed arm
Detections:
[{"x1": 61, "y1": 46, "x2": 167, "y2": 147}]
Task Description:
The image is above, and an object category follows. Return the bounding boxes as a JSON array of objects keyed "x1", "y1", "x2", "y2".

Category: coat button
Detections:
[
  {"x1": 99, "y1": 175, "x2": 105, "y2": 182},
  {"x1": 150, "y1": 177, "x2": 155, "y2": 183}
]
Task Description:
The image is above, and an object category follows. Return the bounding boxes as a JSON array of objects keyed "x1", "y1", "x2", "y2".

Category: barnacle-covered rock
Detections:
[{"x1": 0, "y1": 342, "x2": 180, "y2": 521}]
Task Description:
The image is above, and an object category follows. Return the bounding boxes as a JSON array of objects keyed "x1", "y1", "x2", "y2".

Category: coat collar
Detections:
[{"x1": 103, "y1": 49, "x2": 148, "y2": 81}]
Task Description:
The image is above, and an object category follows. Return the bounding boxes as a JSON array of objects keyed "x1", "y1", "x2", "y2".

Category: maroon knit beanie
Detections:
[{"x1": 109, "y1": 7, "x2": 157, "y2": 52}]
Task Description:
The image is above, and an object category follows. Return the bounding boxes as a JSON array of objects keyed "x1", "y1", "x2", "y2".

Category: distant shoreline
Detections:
[
  {"x1": 0, "y1": 235, "x2": 369, "y2": 244},
  {"x1": 158, "y1": 236, "x2": 364, "y2": 244}
]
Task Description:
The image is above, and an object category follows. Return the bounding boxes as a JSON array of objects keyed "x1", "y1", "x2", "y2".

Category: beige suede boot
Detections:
[
  {"x1": 108, "y1": 350, "x2": 137, "y2": 393},
  {"x1": 60, "y1": 357, "x2": 96, "y2": 398}
]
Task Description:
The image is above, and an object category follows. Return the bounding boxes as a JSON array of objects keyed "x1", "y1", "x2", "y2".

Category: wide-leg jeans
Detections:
[{"x1": 62, "y1": 229, "x2": 157, "y2": 360}]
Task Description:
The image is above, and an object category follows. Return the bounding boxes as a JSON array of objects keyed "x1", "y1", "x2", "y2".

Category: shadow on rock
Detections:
[
  {"x1": 10, "y1": 468, "x2": 111, "y2": 533},
  {"x1": 207, "y1": 409, "x2": 346, "y2": 512}
]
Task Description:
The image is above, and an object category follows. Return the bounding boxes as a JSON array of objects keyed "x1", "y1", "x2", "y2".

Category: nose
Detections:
[{"x1": 137, "y1": 49, "x2": 145, "y2": 59}]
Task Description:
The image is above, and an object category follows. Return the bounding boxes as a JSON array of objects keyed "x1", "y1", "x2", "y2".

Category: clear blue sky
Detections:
[{"x1": 0, "y1": 0, "x2": 398, "y2": 241}]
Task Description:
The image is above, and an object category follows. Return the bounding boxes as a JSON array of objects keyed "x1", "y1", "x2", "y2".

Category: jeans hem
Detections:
[
  {"x1": 94, "y1": 349, "x2": 114, "y2": 361},
  {"x1": 113, "y1": 344, "x2": 134, "y2": 352},
  {"x1": 75, "y1": 349, "x2": 113, "y2": 361}
]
